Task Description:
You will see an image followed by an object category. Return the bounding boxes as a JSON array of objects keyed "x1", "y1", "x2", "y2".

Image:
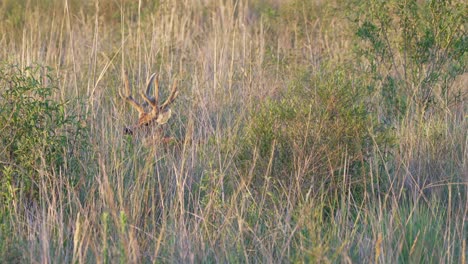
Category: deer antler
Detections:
[
  {"x1": 119, "y1": 71, "x2": 145, "y2": 117},
  {"x1": 120, "y1": 71, "x2": 179, "y2": 135},
  {"x1": 160, "y1": 80, "x2": 179, "y2": 111},
  {"x1": 139, "y1": 73, "x2": 157, "y2": 107}
]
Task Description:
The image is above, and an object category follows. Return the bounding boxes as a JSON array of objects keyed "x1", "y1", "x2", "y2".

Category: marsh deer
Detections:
[{"x1": 120, "y1": 71, "x2": 179, "y2": 140}]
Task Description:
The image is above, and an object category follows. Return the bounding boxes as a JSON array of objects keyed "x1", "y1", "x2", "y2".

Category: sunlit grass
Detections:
[{"x1": 0, "y1": 0, "x2": 466, "y2": 263}]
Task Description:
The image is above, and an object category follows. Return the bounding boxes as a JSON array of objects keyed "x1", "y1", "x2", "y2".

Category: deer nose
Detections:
[{"x1": 124, "y1": 127, "x2": 134, "y2": 135}]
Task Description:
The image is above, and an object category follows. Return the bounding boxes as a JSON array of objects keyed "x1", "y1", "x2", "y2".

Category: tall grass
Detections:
[{"x1": 0, "y1": 0, "x2": 466, "y2": 263}]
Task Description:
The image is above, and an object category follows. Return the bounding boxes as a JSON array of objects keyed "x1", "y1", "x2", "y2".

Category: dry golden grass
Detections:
[{"x1": 0, "y1": 0, "x2": 466, "y2": 263}]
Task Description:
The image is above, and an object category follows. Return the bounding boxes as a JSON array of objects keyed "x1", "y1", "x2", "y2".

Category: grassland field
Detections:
[{"x1": 0, "y1": 0, "x2": 466, "y2": 263}]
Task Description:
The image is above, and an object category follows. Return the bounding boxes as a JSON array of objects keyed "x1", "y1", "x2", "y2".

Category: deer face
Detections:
[{"x1": 120, "y1": 71, "x2": 179, "y2": 135}]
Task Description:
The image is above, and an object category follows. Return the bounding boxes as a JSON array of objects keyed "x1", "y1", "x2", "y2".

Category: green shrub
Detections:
[
  {"x1": 351, "y1": 0, "x2": 467, "y2": 122},
  {"x1": 238, "y1": 64, "x2": 390, "y2": 206},
  {"x1": 0, "y1": 63, "x2": 88, "y2": 205},
  {"x1": 349, "y1": 0, "x2": 467, "y2": 198}
]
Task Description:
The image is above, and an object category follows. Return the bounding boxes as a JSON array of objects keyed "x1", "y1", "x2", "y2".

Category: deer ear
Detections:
[{"x1": 156, "y1": 109, "x2": 172, "y2": 124}]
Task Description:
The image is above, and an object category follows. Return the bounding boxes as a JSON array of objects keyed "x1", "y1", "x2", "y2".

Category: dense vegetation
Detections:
[{"x1": 0, "y1": 0, "x2": 466, "y2": 263}]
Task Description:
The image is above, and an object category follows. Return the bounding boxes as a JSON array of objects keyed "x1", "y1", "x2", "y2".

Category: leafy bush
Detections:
[
  {"x1": 0, "y1": 64, "x2": 87, "y2": 205},
  {"x1": 238, "y1": 64, "x2": 390, "y2": 206},
  {"x1": 349, "y1": 0, "x2": 467, "y2": 197},
  {"x1": 351, "y1": 0, "x2": 467, "y2": 122}
]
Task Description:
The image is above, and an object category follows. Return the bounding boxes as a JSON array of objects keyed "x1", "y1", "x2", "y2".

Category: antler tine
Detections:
[
  {"x1": 120, "y1": 71, "x2": 145, "y2": 115},
  {"x1": 153, "y1": 74, "x2": 160, "y2": 108},
  {"x1": 140, "y1": 73, "x2": 157, "y2": 107},
  {"x1": 160, "y1": 78, "x2": 179, "y2": 110}
]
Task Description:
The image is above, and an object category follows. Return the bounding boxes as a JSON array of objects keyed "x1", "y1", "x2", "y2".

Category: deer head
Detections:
[{"x1": 120, "y1": 71, "x2": 179, "y2": 135}]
